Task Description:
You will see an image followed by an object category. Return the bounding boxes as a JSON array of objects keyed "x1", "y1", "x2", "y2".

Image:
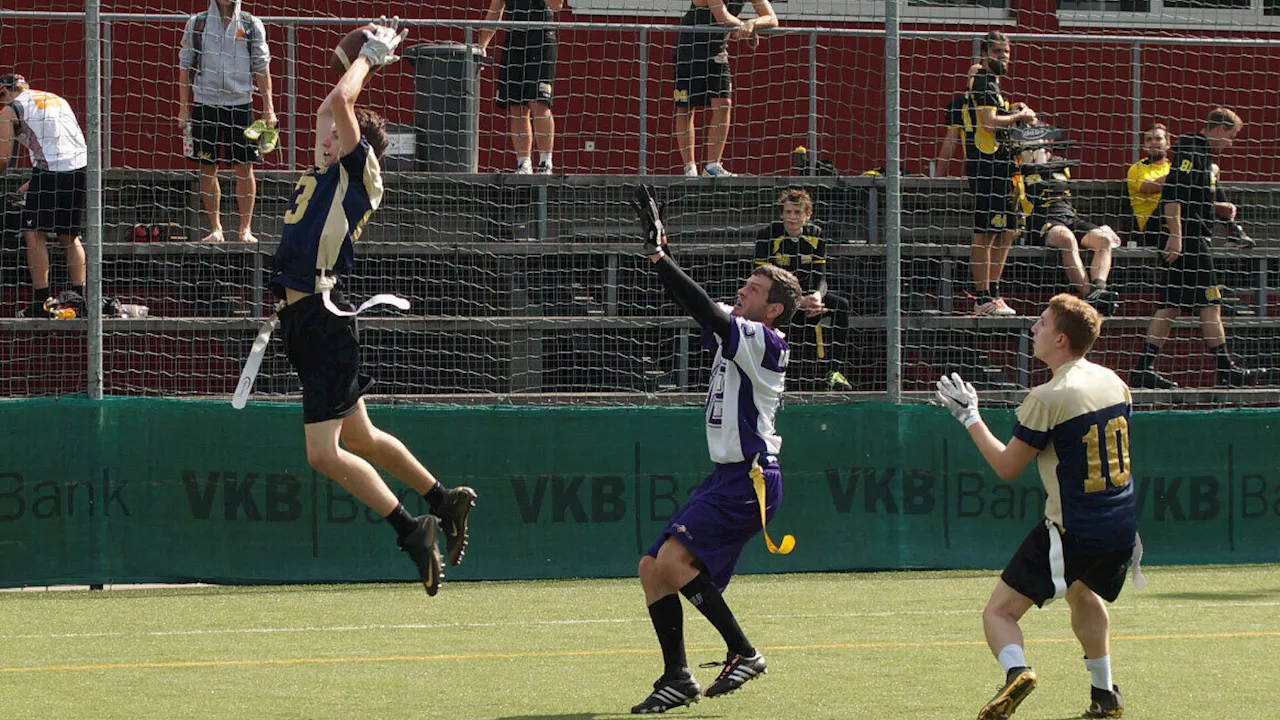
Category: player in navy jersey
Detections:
[
  {"x1": 269, "y1": 19, "x2": 475, "y2": 596},
  {"x1": 629, "y1": 186, "x2": 802, "y2": 714},
  {"x1": 937, "y1": 294, "x2": 1136, "y2": 719}
]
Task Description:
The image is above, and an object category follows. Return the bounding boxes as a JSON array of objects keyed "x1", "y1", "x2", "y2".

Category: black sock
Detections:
[
  {"x1": 423, "y1": 482, "x2": 447, "y2": 510},
  {"x1": 384, "y1": 503, "x2": 418, "y2": 538},
  {"x1": 648, "y1": 593, "x2": 687, "y2": 677},
  {"x1": 30, "y1": 286, "x2": 50, "y2": 309},
  {"x1": 1136, "y1": 343, "x2": 1161, "y2": 372},
  {"x1": 678, "y1": 572, "x2": 753, "y2": 657},
  {"x1": 1092, "y1": 278, "x2": 1107, "y2": 292},
  {"x1": 991, "y1": 283, "x2": 1002, "y2": 299},
  {"x1": 974, "y1": 285, "x2": 992, "y2": 303},
  {"x1": 71, "y1": 284, "x2": 85, "y2": 300},
  {"x1": 1211, "y1": 343, "x2": 1233, "y2": 370}
]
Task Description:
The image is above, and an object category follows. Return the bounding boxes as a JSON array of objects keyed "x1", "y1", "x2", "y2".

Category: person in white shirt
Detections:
[
  {"x1": 629, "y1": 185, "x2": 802, "y2": 714},
  {"x1": 0, "y1": 73, "x2": 88, "y2": 318}
]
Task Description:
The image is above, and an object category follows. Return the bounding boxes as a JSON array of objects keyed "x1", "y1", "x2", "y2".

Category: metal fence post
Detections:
[
  {"x1": 885, "y1": 0, "x2": 902, "y2": 403},
  {"x1": 86, "y1": 0, "x2": 104, "y2": 399}
]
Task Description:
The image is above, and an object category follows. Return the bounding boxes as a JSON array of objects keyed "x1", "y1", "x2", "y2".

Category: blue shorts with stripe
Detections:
[{"x1": 646, "y1": 454, "x2": 781, "y2": 593}]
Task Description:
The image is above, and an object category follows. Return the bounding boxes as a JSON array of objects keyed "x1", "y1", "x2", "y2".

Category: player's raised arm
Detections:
[
  {"x1": 937, "y1": 372, "x2": 1038, "y2": 481},
  {"x1": 317, "y1": 17, "x2": 407, "y2": 159}
]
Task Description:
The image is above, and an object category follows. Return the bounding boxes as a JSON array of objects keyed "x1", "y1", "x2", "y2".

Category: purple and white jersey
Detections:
[{"x1": 701, "y1": 303, "x2": 789, "y2": 464}]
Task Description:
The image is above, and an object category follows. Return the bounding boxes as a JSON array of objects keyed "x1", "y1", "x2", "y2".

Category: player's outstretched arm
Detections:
[
  {"x1": 318, "y1": 17, "x2": 407, "y2": 156},
  {"x1": 937, "y1": 373, "x2": 1037, "y2": 481}
]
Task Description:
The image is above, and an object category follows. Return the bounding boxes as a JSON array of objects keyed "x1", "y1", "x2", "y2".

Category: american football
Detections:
[{"x1": 331, "y1": 24, "x2": 376, "y2": 74}]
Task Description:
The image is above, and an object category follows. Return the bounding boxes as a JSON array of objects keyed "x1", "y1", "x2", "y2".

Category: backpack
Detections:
[{"x1": 190, "y1": 10, "x2": 259, "y2": 75}]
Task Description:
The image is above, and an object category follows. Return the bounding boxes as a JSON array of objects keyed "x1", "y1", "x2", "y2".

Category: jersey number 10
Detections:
[{"x1": 1081, "y1": 416, "x2": 1131, "y2": 493}]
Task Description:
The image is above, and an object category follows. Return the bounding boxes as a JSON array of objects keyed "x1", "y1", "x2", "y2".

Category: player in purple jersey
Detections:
[{"x1": 629, "y1": 186, "x2": 802, "y2": 715}]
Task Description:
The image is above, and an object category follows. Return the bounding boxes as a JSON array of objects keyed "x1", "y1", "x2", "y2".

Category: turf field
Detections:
[{"x1": 1, "y1": 564, "x2": 1277, "y2": 719}]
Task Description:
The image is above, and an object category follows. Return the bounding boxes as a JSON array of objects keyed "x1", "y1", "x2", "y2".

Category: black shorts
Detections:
[
  {"x1": 22, "y1": 166, "x2": 86, "y2": 236},
  {"x1": 1159, "y1": 237, "x2": 1221, "y2": 310},
  {"x1": 191, "y1": 103, "x2": 259, "y2": 165},
  {"x1": 279, "y1": 292, "x2": 375, "y2": 425},
  {"x1": 497, "y1": 30, "x2": 556, "y2": 109},
  {"x1": 1132, "y1": 216, "x2": 1166, "y2": 249},
  {"x1": 968, "y1": 175, "x2": 1016, "y2": 234},
  {"x1": 1030, "y1": 203, "x2": 1097, "y2": 245},
  {"x1": 674, "y1": 42, "x2": 731, "y2": 107},
  {"x1": 1001, "y1": 522, "x2": 1133, "y2": 608}
]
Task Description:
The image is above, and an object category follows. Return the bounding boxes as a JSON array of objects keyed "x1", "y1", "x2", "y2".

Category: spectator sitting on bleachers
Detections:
[
  {"x1": 1126, "y1": 122, "x2": 1171, "y2": 248},
  {"x1": 754, "y1": 188, "x2": 853, "y2": 391}
]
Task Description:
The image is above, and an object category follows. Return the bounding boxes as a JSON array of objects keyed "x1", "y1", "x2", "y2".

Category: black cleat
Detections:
[
  {"x1": 397, "y1": 515, "x2": 443, "y2": 596},
  {"x1": 1129, "y1": 368, "x2": 1177, "y2": 390},
  {"x1": 1217, "y1": 365, "x2": 1267, "y2": 388},
  {"x1": 1084, "y1": 289, "x2": 1118, "y2": 316},
  {"x1": 1084, "y1": 684, "x2": 1124, "y2": 718},
  {"x1": 977, "y1": 666, "x2": 1037, "y2": 720},
  {"x1": 702, "y1": 651, "x2": 767, "y2": 698},
  {"x1": 430, "y1": 486, "x2": 477, "y2": 566},
  {"x1": 630, "y1": 673, "x2": 701, "y2": 714}
]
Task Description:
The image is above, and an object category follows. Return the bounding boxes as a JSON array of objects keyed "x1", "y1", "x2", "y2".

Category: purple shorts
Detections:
[{"x1": 646, "y1": 454, "x2": 782, "y2": 592}]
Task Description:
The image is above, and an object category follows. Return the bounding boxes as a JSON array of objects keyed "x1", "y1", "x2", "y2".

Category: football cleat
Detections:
[
  {"x1": 430, "y1": 486, "x2": 478, "y2": 566},
  {"x1": 1129, "y1": 368, "x2": 1177, "y2": 390},
  {"x1": 703, "y1": 651, "x2": 767, "y2": 698},
  {"x1": 1217, "y1": 364, "x2": 1267, "y2": 388},
  {"x1": 827, "y1": 370, "x2": 853, "y2": 391},
  {"x1": 977, "y1": 666, "x2": 1037, "y2": 720},
  {"x1": 1084, "y1": 289, "x2": 1118, "y2": 316},
  {"x1": 397, "y1": 514, "x2": 443, "y2": 596},
  {"x1": 631, "y1": 673, "x2": 702, "y2": 714},
  {"x1": 1084, "y1": 684, "x2": 1124, "y2": 718}
]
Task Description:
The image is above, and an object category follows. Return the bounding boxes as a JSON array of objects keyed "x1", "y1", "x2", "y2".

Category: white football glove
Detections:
[
  {"x1": 936, "y1": 372, "x2": 981, "y2": 428},
  {"x1": 360, "y1": 16, "x2": 409, "y2": 68}
]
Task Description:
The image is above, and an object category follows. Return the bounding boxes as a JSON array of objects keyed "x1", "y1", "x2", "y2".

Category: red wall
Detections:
[{"x1": 6, "y1": 2, "x2": 1279, "y2": 180}]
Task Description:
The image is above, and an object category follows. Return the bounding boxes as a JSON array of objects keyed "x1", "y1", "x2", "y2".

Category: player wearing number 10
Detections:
[
  {"x1": 269, "y1": 19, "x2": 476, "y2": 597},
  {"x1": 936, "y1": 293, "x2": 1136, "y2": 720}
]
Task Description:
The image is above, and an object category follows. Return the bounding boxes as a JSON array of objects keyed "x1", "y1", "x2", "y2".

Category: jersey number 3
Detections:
[
  {"x1": 283, "y1": 175, "x2": 318, "y2": 225},
  {"x1": 1082, "y1": 416, "x2": 1131, "y2": 493}
]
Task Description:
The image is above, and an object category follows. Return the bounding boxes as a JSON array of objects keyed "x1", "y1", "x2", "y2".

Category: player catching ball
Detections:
[{"x1": 268, "y1": 18, "x2": 476, "y2": 596}]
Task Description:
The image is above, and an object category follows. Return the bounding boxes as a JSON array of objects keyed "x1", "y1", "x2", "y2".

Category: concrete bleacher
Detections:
[{"x1": 2, "y1": 173, "x2": 1279, "y2": 404}]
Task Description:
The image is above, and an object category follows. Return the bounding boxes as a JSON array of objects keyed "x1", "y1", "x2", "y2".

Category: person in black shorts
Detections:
[
  {"x1": 266, "y1": 20, "x2": 476, "y2": 596},
  {"x1": 673, "y1": 0, "x2": 777, "y2": 177},
  {"x1": 962, "y1": 30, "x2": 1035, "y2": 316},
  {"x1": 937, "y1": 294, "x2": 1138, "y2": 720},
  {"x1": 754, "y1": 188, "x2": 853, "y2": 390},
  {"x1": 1018, "y1": 124, "x2": 1121, "y2": 314},
  {"x1": 1129, "y1": 108, "x2": 1269, "y2": 389},
  {"x1": 0, "y1": 73, "x2": 89, "y2": 318},
  {"x1": 177, "y1": 1, "x2": 276, "y2": 242},
  {"x1": 479, "y1": 0, "x2": 562, "y2": 174}
]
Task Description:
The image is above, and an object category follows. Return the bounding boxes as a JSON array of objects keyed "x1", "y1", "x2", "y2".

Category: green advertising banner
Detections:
[{"x1": 1, "y1": 397, "x2": 1277, "y2": 588}]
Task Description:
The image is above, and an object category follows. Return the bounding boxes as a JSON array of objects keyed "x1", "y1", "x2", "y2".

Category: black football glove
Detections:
[{"x1": 631, "y1": 184, "x2": 667, "y2": 255}]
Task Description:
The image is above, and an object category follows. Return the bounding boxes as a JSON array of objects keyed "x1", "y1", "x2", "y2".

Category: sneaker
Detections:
[
  {"x1": 977, "y1": 666, "x2": 1038, "y2": 720},
  {"x1": 1084, "y1": 289, "x2": 1119, "y2": 316},
  {"x1": 513, "y1": 162, "x2": 533, "y2": 175},
  {"x1": 973, "y1": 298, "x2": 1014, "y2": 317},
  {"x1": 683, "y1": 164, "x2": 699, "y2": 177},
  {"x1": 537, "y1": 160, "x2": 553, "y2": 175},
  {"x1": 702, "y1": 162, "x2": 734, "y2": 177},
  {"x1": 1225, "y1": 222, "x2": 1255, "y2": 249},
  {"x1": 430, "y1": 486, "x2": 478, "y2": 566},
  {"x1": 16, "y1": 301, "x2": 53, "y2": 319},
  {"x1": 991, "y1": 297, "x2": 1017, "y2": 316},
  {"x1": 1217, "y1": 364, "x2": 1267, "y2": 388},
  {"x1": 1084, "y1": 684, "x2": 1124, "y2": 718},
  {"x1": 826, "y1": 370, "x2": 853, "y2": 391},
  {"x1": 1129, "y1": 368, "x2": 1178, "y2": 390},
  {"x1": 630, "y1": 673, "x2": 702, "y2": 714},
  {"x1": 702, "y1": 651, "x2": 767, "y2": 698},
  {"x1": 397, "y1": 515, "x2": 443, "y2": 596}
]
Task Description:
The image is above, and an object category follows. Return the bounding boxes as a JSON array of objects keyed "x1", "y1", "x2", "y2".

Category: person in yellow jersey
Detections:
[
  {"x1": 1125, "y1": 123, "x2": 1171, "y2": 248},
  {"x1": 937, "y1": 294, "x2": 1139, "y2": 720}
]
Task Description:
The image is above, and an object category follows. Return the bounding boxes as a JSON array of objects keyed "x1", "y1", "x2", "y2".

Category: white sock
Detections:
[
  {"x1": 1084, "y1": 655, "x2": 1113, "y2": 691},
  {"x1": 516, "y1": 156, "x2": 532, "y2": 168},
  {"x1": 997, "y1": 644, "x2": 1027, "y2": 674},
  {"x1": 539, "y1": 152, "x2": 553, "y2": 166},
  {"x1": 684, "y1": 162, "x2": 698, "y2": 176}
]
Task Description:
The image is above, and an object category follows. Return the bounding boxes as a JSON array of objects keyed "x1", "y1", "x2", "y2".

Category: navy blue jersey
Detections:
[
  {"x1": 1012, "y1": 358, "x2": 1137, "y2": 553},
  {"x1": 271, "y1": 138, "x2": 382, "y2": 295}
]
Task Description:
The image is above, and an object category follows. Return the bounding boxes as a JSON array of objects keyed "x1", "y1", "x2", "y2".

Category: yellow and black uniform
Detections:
[
  {"x1": 1159, "y1": 132, "x2": 1220, "y2": 309},
  {"x1": 1024, "y1": 167, "x2": 1096, "y2": 246},
  {"x1": 270, "y1": 138, "x2": 383, "y2": 424},
  {"x1": 754, "y1": 220, "x2": 850, "y2": 370},
  {"x1": 1002, "y1": 358, "x2": 1137, "y2": 607},
  {"x1": 674, "y1": 0, "x2": 742, "y2": 107},
  {"x1": 962, "y1": 69, "x2": 1017, "y2": 233},
  {"x1": 944, "y1": 94, "x2": 965, "y2": 136},
  {"x1": 496, "y1": 0, "x2": 556, "y2": 109},
  {"x1": 1126, "y1": 156, "x2": 1170, "y2": 248}
]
